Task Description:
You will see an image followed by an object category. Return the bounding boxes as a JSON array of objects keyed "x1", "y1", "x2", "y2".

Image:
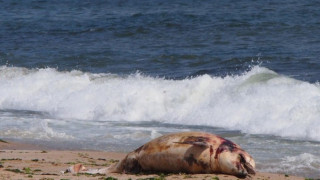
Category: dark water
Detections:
[{"x1": 1, "y1": 0, "x2": 320, "y2": 81}]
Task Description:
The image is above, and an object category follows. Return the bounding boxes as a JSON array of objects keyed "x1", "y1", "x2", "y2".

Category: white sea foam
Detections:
[
  {"x1": 262, "y1": 153, "x2": 320, "y2": 177},
  {"x1": 1, "y1": 65, "x2": 320, "y2": 141}
]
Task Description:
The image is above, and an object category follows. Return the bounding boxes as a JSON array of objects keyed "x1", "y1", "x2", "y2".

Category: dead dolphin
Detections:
[{"x1": 65, "y1": 131, "x2": 255, "y2": 177}]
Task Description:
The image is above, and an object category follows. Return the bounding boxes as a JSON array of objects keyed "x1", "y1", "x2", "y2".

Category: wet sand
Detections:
[{"x1": 0, "y1": 140, "x2": 305, "y2": 180}]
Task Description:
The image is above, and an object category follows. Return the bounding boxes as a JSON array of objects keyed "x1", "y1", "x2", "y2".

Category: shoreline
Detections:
[{"x1": 0, "y1": 140, "x2": 305, "y2": 180}]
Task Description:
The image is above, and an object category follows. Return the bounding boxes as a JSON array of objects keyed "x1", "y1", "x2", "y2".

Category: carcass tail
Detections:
[{"x1": 62, "y1": 163, "x2": 120, "y2": 175}]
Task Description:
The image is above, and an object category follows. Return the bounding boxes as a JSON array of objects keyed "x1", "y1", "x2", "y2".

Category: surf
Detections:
[{"x1": 0, "y1": 65, "x2": 320, "y2": 142}]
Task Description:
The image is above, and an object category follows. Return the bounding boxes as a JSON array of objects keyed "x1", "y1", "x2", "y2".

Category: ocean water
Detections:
[{"x1": 1, "y1": 0, "x2": 320, "y2": 178}]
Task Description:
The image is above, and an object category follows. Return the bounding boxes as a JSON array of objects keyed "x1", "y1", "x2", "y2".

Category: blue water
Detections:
[
  {"x1": 1, "y1": 0, "x2": 320, "y2": 81},
  {"x1": 1, "y1": 0, "x2": 320, "y2": 178}
]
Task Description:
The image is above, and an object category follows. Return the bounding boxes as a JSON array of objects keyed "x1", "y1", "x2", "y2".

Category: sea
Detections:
[{"x1": 1, "y1": 0, "x2": 320, "y2": 178}]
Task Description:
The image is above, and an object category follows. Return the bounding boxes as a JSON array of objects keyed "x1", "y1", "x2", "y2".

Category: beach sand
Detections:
[{"x1": 0, "y1": 141, "x2": 305, "y2": 180}]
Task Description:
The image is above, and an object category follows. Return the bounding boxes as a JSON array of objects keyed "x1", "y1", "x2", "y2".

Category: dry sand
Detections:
[{"x1": 0, "y1": 140, "x2": 305, "y2": 180}]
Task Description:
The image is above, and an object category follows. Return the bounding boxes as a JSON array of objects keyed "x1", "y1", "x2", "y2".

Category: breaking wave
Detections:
[{"x1": 1, "y1": 65, "x2": 320, "y2": 141}]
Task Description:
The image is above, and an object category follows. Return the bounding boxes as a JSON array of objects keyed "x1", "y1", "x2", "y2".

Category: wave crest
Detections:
[{"x1": 1, "y1": 66, "x2": 320, "y2": 141}]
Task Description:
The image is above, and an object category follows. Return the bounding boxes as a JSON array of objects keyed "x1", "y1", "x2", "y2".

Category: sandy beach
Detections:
[{"x1": 0, "y1": 140, "x2": 306, "y2": 180}]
